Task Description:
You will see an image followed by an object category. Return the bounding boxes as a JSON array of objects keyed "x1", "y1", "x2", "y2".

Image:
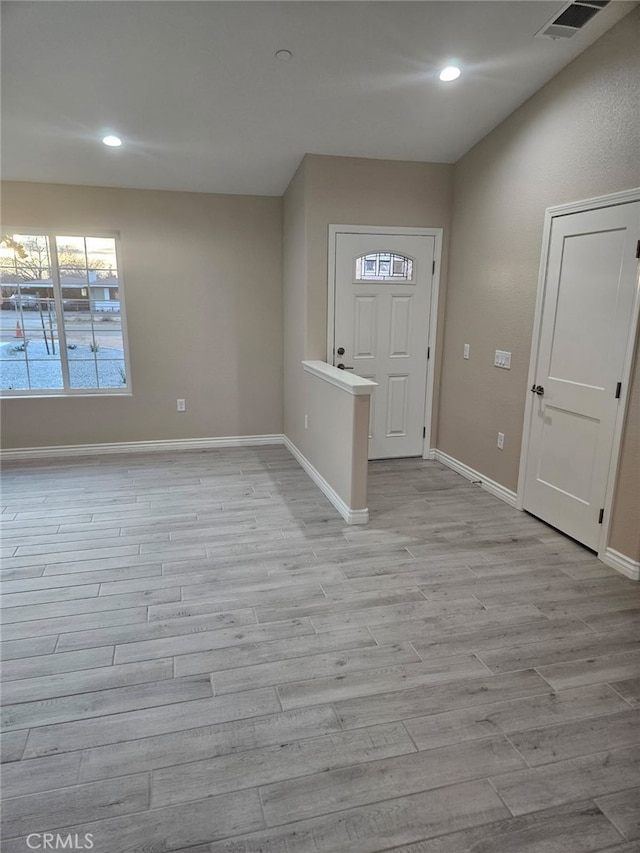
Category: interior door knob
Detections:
[
  {"x1": 530, "y1": 384, "x2": 545, "y2": 396},
  {"x1": 337, "y1": 347, "x2": 345, "y2": 356}
]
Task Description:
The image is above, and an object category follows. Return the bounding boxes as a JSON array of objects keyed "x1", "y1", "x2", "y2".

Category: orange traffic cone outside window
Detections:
[{"x1": 15, "y1": 320, "x2": 23, "y2": 338}]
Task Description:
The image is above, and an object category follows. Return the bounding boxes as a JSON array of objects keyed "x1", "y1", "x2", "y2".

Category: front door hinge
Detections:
[
  {"x1": 423, "y1": 427, "x2": 426, "y2": 438},
  {"x1": 598, "y1": 508, "x2": 604, "y2": 524},
  {"x1": 432, "y1": 260, "x2": 436, "y2": 275},
  {"x1": 615, "y1": 382, "x2": 622, "y2": 399},
  {"x1": 636, "y1": 239, "x2": 640, "y2": 259},
  {"x1": 427, "y1": 346, "x2": 430, "y2": 360}
]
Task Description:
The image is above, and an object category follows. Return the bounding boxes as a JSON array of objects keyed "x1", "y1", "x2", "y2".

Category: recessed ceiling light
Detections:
[
  {"x1": 102, "y1": 135, "x2": 122, "y2": 147},
  {"x1": 439, "y1": 66, "x2": 461, "y2": 82},
  {"x1": 275, "y1": 49, "x2": 293, "y2": 61}
]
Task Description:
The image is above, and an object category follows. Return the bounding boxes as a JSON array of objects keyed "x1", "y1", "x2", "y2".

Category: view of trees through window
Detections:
[{"x1": 0, "y1": 232, "x2": 130, "y2": 394}]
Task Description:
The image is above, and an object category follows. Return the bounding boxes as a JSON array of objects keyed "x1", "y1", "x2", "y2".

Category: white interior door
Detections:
[
  {"x1": 333, "y1": 232, "x2": 435, "y2": 459},
  {"x1": 522, "y1": 200, "x2": 640, "y2": 550}
]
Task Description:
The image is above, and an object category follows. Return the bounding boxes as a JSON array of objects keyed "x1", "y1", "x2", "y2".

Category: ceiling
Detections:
[{"x1": 1, "y1": 1, "x2": 635, "y2": 196}]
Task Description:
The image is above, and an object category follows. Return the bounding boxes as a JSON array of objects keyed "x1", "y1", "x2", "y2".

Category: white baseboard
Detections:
[
  {"x1": 433, "y1": 449, "x2": 518, "y2": 508},
  {"x1": 283, "y1": 436, "x2": 368, "y2": 525},
  {"x1": 601, "y1": 547, "x2": 640, "y2": 581},
  {"x1": 0, "y1": 434, "x2": 285, "y2": 461}
]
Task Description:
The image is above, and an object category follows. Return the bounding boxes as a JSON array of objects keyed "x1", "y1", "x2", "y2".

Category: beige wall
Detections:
[
  {"x1": 0, "y1": 182, "x2": 283, "y2": 448},
  {"x1": 282, "y1": 160, "x2": 309, "y2": 452},
  {"x1": 283, "y1": 154, "x2": 453, "y2": 459},
  {"x1": 304, "y1": 368, "x2": 372, "y2": 512},
  {"x1": 439, "y1": 9, "x2": 640, "y2": 559}
]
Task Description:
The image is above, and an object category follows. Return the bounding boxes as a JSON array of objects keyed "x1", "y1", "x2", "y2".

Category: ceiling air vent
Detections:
[{"x1": 535, "y1": 0, "x2": 610, "y2": 39}]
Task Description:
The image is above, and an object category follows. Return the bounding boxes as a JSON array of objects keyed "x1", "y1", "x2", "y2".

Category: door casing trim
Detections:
[
  {"x1": 327, "y1": 224, "x2": 443, "y2": 459},
  {"x1": 517, "y1": 188, "x2": 640, "y2": 564}
]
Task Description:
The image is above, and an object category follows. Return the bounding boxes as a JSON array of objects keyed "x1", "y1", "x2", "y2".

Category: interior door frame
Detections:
[
  {"x1": 327, "y1": 224, "x2": 443, "y2": 459},
  {"x1": 517, "y1": 188, "x2": 640, "y2": 563}
]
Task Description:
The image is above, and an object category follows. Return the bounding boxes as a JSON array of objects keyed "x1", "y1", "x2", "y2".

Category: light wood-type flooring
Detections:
[{"x1": 1, "y1": 446, "x2": 639, "y2": 853}]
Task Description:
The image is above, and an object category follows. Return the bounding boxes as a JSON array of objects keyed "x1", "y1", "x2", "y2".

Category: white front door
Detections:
[
  {"x1": 522, "y1": 200, "x2": 640, "y2": 550},
  {"x1": 333, "y1": 232, "x2": 435, "y2": 459}
]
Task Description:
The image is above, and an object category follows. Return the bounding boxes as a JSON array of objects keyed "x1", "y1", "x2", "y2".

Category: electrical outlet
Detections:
[
  {"x1": 494, "y1": 350, "x2": 512, "y2": 369},
  {"x1": 497, "y1": 432, "x2": 505, "y2": 450},
  {"x1": 304, "y1": 414, "x2": 309, "y2": 430},
  {"x1": 463, "y1": 344, "x2": 470, "y2": 360},
  {"x1": 177, "y1": 399, "x2": 186, "y2": 412}
]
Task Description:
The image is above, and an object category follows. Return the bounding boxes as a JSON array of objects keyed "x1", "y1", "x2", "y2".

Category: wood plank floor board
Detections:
[
  {"x1": 380, "y1": 799, "x2": 624, "y2": 853},
  {"x1": 490, "y1": 745, "x2": 640, "y2": 815},
  {"x1": 1, "y1": 587, "x2": 181, "y2": 624},
  {"x1": 1, "y1": 751, "x2": 81, "y2": 797},
  {"x1": 408, "y1": 615, "x2": 595, "y2": 661},
  {"x1": 586, "y1": 609, "x2": 640, "y2": 633},
  {"x1": 151, "y1": 721, "x2": 416, "y2": 807},
  {"x1": 112, "y1": 618, "x2": 315, "y2": 664},
  {"x1": 2, "y1": 674, "x2": 212, "y2": 730},
  {"x1": 610, "y1": 678, "x2": 640, "y2": 708},
  {"x1": 1, "y1": 544, "x2": 143, "y2": 571},
  {"x1": 3, "y1": 448, "x2": 639, "y2": 851},
  {"x1": 2, "y1": 771, "x2": 150, "y2": 839},
  {"x1": 367, "y1": 603, "x2": 548, "y2": 645},
  {"x1": 0, "y1": 562, "x2": 163, "y2": 588},
  {"x1": 2, "y1": 789, "x2": 266, "y2": 853},
  {"x1": 404, "y1": 684, "x2": 630, "y2": 750},
  {"x1": 1, "y1": 646, "x2": 115, "y2": 683},
  {"x1": 259, "y1": 734, "x2": 525, "y2": 827},
  {"x1": 478, "y1": 631, "x2": 640, "y2": 674},
  {"x1": 277, "y1": 655, "x2": 496, "y2": 711},
  {"x1": 2, "y1": 657, "x2": 174, "y2": 705},
  {"x1": 24, "y1": 689, "x2": 282, "y2": 757},
  {"x1": 2, "y1": 606, "x2": 149, "y2": 642},
  {"x1": 212, "y1": 642, "x2": 422, "y2": 695},
  {"x1": 147, "y1": 584, "x2": 328, "y2": 621},
  {"x1": 537, "y1": 650, "x2": 640, "y2": 691},
  {"x1": 254, "y1": 589, "x2": 427, "y2": 625},
  {"x1": 79, "y1": 704, "x2": 342, "y2": 782},
  {"x1": 309, "y1": 598, "x2": 485, "y2": 633},
  {"x1": 1, "y1": 583, "x2": 101, "y2": 609},
  {"x1": 1, "y1": 635, "x2": 58, "y2": 660},
  {"x1": 175, "y1": 627, "x2": 377, "y2": 677},
  {"x1": 14, "y1": 530, "x2": 169, "y2": 557},
  {"x1": 56, "y1": 608, "x2": 268, "y2": 654},
  {"x1": 0, "y1": 729, "x2": 29, "y2": 763},
  {"x1": 206, "y1": 780, "x2": 509, "y2": 853},
  {"x1": 0, "y1": 567, "x2": 47, "y2": 582},
  {"x1": 595, "y1": 787, "x2": 640, "y2": 840},
  {"x1": 508, "y1": 708, "x2": 640, "y2": 766},
  {"x1": 335, "y1": 669, "x2": 553, "y2": 729}
]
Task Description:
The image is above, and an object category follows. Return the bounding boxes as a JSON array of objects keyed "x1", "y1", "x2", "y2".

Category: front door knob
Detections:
[{"x1": 337, "y1": 347, "x2": 345, "y2": 356}]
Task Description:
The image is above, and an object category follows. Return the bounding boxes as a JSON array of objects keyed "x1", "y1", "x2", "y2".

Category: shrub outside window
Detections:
[{"x1": 0, "y1": 232, "x2": 131, "y2": 396}]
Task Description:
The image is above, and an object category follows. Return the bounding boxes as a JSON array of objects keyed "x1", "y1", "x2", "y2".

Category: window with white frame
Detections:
[{"x1": 0, "y1": 232, "x2": 131, "y2": 396}]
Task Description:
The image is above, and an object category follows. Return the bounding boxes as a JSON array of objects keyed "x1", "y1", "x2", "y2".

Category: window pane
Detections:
[
  {"x1": 1, "y1": 232, "x2": 128, "y2": 396},
  {"x1": 57, "y1": 236, "x2": 87, "y2": 271},
  {"x1": 85, "y1": 237, "x2": 118, "y2": 272},
  {"x1": 355, "y1": 252, "x2": 414, "y2": 282},
  {"x1": 97, "y1": 359, "x2": 127, "y2": 389},
  {"x1": 68, "y1": 359, "x2": 99, "y2": 389},
  {"x1": 1, "y1": 346, "x2": 64, "y2": 391}
]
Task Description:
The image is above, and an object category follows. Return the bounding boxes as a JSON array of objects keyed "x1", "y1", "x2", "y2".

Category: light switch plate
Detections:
[
  {"x1": 463, "y1": 344, "x2": 470, "y2": 360},
  {"x1": 494, "y1": 350, "x2": 511, "y2": 369}
]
